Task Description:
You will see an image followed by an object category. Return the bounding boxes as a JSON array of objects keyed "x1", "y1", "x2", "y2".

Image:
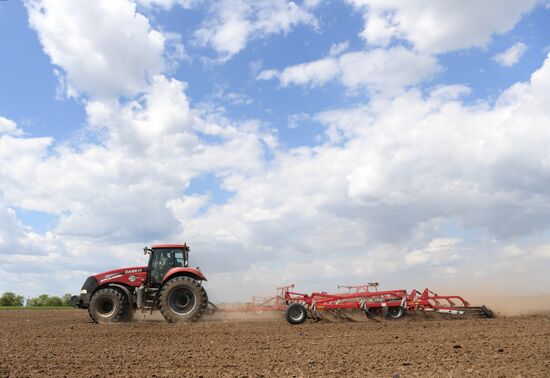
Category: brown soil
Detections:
[{"x1": 0, "y1": 309, "x2": 549, "y2": 377}]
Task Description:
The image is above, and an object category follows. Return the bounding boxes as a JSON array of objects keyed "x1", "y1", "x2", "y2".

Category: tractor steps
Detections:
[{"x1": 142, "y1": 288, "x2": 159, "y2": 312}]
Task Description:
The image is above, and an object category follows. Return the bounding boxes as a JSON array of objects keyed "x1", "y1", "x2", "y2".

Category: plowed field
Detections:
[{"x1": 0, "y1": 309, "x2": 548, "y2": 377}]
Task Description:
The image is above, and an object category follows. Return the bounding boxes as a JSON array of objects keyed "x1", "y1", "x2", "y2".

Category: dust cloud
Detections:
[
  {"x1": 467, "y1": 295, "x2": 550, "y2": 316},
  {"x1": 411, "y1": 279, "x2": 550, "y2": 316}
]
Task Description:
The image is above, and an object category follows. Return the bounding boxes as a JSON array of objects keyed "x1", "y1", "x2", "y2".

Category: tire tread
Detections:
[
  {"x1": 88, "y1": 288, "x2": 127, "y2": 324},
  {"x1": 158, "y1": 276, "x2": 207, "y2": 323}
]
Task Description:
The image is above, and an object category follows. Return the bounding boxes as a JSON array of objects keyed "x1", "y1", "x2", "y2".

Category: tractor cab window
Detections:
[
  {"x1": 149, "y1": 248, "x2": 188, "y2": 285},
  {"x1": 174, "y1": 252, "x2": 185, "y2": 267}
]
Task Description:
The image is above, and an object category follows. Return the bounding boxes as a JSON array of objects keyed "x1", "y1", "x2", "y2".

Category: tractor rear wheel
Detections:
[
  {"x1": 158, "y1": 276, "x2": 207, "y2": 323},
  {"x1": 88, "y1": 288, "x2": 127, "y2": 324},
  {"x1": 285, "y1": 303, "x2": 307, "y2": 325}
]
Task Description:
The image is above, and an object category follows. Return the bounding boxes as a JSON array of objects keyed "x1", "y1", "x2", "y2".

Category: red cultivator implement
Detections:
[
  {"x1": 216, "y1": 284, "x2": 295, "y2": 313},
  {"x1": 284, "y1": 283, "x2": 494, "y2": 325}
]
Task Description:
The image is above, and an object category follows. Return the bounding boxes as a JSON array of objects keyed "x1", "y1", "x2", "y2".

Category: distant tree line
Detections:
[{"x1": 0, "y1": 292, "x2": 72, "y2": 307}]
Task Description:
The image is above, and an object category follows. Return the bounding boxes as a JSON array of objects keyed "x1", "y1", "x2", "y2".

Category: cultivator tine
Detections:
[
  {"x1": 364, "y1": 310, "x2": 382, "y2": 322},
  {"x1": 423, "y1": 311, "x2": 438, "y2": 320},
  {"x1": 406, "y1": 311, "x2": 424, "y2": 322},
  {"x1": 457, "y1": 306, "x2": 494, "y2": 318},
  {"x1": 332, "y1": 309, "x2": 347, "y2": 321},
  {"x1": 309, "y1": 311, "x2": 322, "y2": 322},
  {"x1": 341, "y1": 310, "x2": 362, "y2": 322},
  {"x1": 311, "y1": 309, "x2": 324, "y2": 321},
  {"x1": 321, "y1": 310, "x2": 334, "y2": 322}
]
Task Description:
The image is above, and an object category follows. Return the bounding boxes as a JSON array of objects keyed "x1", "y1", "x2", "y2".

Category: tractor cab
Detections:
[{"x1": 144, "y1": 244, "x2": 190, "y2": 286}]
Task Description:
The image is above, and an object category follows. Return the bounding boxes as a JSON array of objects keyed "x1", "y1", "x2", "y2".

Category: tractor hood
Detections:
[{"x1": 94, "y1": 266, "x2": 148, "y2": 286}]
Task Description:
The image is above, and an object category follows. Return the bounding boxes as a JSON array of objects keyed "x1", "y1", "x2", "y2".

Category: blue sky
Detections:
[{"x1": 1, "y1": 0, "x2": 550, "y2": 300}]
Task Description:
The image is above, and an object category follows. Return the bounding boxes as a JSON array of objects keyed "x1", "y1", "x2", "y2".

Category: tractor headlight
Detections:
[{"x1": 80, "y1": 289, "x2": 87, "y2": 294}]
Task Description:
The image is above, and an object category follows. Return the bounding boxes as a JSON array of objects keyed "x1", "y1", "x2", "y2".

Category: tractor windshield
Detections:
[{"x1": 149, "y1": 248, "x2": 188, "y2": 284}]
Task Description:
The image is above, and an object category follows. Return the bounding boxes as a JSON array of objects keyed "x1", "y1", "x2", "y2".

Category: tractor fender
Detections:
[
  {"x1": 162, "y1": 267, "x2": 207, "y2": 284},
  {"x1": 107, "y1": 283, "x2": 134, "y2": 310}
]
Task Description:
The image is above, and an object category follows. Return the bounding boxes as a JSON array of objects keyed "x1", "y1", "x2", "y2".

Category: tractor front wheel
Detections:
[
  {"x1": 88, "y1": 288, "x2": 127, "y2": 324},
  {"x1": 158, "y1": 276, "x2": 207, "y2": 323}
]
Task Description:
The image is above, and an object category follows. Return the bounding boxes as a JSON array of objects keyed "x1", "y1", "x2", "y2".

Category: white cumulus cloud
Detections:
[
  {"x1": 195, "y1": 0, "x2": 317, "y2": 61},
  {"x1": 136, "y1": 0, "x2": 195, "y2": 9},
  {"x1": 348, "y1": 0, "x2": 538, "y2": 53},
  {"x1": 258, "y1": 46, "x2": 440, "y2": 93},
  {"x1": 0, "y1": 116, "x2": 23, "y2": 136},
  {"x1": 493, "y1": 42, "x2": 528, "y2": 66},
  {"x1": 26, "y1": 0, "x2": 167, "y2": 99}
]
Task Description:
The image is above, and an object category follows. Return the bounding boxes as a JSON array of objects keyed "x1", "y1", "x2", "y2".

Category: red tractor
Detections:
[{"x1": 71, "y1": 244, "x2": 209, "y2": 323}]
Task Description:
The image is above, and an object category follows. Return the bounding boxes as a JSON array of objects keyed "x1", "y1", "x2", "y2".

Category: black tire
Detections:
[
  {"x1": 285, "y1": 303, "x2": 307, "y2": 325},
  {"x1": 88, "y1": 288, "x2": 127, "y2": 324},
  {"x1": 158, "y1": 276, "x2": 207, "y2": 323},
  {"x1": 385, "y1": 306, "x2": 406, "y2": 320},
  {"x1": 112, "y1": 287, "x2": 135, "y2": 322},
  {"x1": 119, "y1": 303, "x2": 136, "y2": 322}
]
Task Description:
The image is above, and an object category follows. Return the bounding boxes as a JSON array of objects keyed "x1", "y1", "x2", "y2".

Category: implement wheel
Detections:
[
  {"x1": 385, "y1": 306, "x2": 406, "y2": 320},
  {"x1": 285, "y1": 303, "x2": 307, "y2": 325},
  {"x1": 159, "y1": 276, "x2": 207, "y2": 323},
  {"x1": 88, "y1": 288, "x2": 127, "y2": 324}
]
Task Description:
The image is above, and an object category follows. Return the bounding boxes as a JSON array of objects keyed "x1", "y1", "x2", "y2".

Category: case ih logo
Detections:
[{"x1": 124, "y1": 268, "x2": 143, "y2": 274}]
